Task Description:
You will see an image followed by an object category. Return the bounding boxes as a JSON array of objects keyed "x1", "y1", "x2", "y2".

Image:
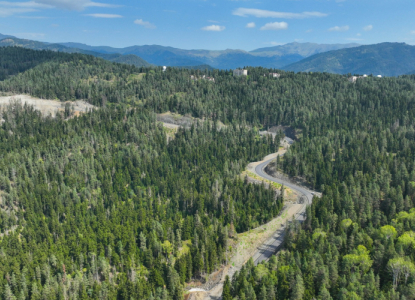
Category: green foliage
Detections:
[
  {"x1": 3, "y1": 47, "x2": 415, "y2": 299},
  {"x1": 0, "y1": 101, "x2": 282, "y2": 299},
  {"x1": 343, "y1": 245, "x2": 373, "y2": 274},
  {"x1": 0, "y1": 38, "x2": 151, "y2": 68},
  {"x1": 397, "y1": 231, "x2": 415, "y2": 252},
  {"x1": 0, "y1": 47, "x2": 64, "y2": 80},
  {"x1": 381, "y1": 225, "x2": 397, "y2": 240}
]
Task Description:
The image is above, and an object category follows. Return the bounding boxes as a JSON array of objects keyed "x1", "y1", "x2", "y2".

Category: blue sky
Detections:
[{"x1": 1, "y1": 0, "x2": 415, "y2": 50}]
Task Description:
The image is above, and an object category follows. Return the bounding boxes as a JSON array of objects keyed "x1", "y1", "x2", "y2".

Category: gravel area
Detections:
[{"x1": 0, "y1": 95, "x2": 95, "y2": 117}]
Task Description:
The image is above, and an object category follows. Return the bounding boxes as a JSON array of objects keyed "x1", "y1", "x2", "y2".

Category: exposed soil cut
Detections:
[{"x1": 0, "y1": 95, "x2": 95, "y2": 117}]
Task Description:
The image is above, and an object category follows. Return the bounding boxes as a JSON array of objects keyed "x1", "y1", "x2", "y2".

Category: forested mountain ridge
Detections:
[
  {"x1": 284, "y1": 42, "x2": 415, "y2": 76},
  {"x1": 58, "y1": 41, "x2": 359, "y2": 69},
  {"x1": 0, "y1": 47, "x2": 67, "y2": 81},
  {"x1": 0, "y1": 33, "x2": 356, "y2": 69},
  {"x1": 0, "y1": 37, "x2": 151, "y2": 68},
  {"x1": 0, "y1": 34, "x2": 13, "y2": 41},
  {"x1": 250, "y1": 42, "x2": 359, "y2": 57},
  {"x1": 0, "y1": 47, "x2": 150, "y2": 90},
  {"x1": 1, "y1": 47, "x2": 415, "y2": 299}
]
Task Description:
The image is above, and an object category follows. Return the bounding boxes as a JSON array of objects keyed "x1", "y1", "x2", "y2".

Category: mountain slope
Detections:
[
  {"x1": 283, "y1": 42, "x2": 415, "y2": 76},
  {"x1": 0, "y1": 46, "x2": 65, "y2": 80},
  {"x1": 250, "y1": 42, "x2": 359, "y2": 57},
  {"x1": 0, "y1": 33, "x2": 13, "y2": 40},
  {"x1": 59, "y1": 41, "x2": 359, "y2": 69},
  {"x1": 0, "y1": 37, "x2": 151, "y2": 67},
  {"x1": 59, "y1": 44, "x2": 303, "y2": 69}
]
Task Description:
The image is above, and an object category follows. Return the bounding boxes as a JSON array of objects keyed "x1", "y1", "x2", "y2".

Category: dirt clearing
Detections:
[{"x1": 0, "y1": 95, "x2": 95, "y2": 117}]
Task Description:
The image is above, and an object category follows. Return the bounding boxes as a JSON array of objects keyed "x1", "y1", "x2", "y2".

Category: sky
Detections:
[{"x1": 0, "y1": 0, "x2": 415, "y2": 51}]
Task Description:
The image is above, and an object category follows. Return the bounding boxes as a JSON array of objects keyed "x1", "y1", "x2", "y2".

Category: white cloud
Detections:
[
  {"x1": 260, "y1": 22, "x2": 288, "y2": 31},
  {"x1": 19, "y1": 15, "x2": 48, "y2": 18},
  {"x1": 85, "y1": 13, "x2": 122, "y2": 18},
  {"x1": 411, "y1": 30, "x2": 415, "y2": 35},
  {"x1": 328, "y1": 25, "x2": 349, "y2": 32},
  {"x1": 0, "y1": 1, "x2": 51, "y2": 8},
  {"x1": 33, "y1": 0, "x2": 117, "y2": 11},
  {"x1": 84, "y1": 2, "x2": 119, "y2": 8},
  {"x1": 134, "y1": 19, "x2": 156, "y2": 29},
  {"x1": 202, "y1": 25, "x2": 225, "y2": 31},
  {"x1": 363, "y1": 25, "x2": 373, "y2": 31},
  {"x1": 233, "y1": 8, "x2": 327, "y2": 19},
  {"x1": 246, "y1": 22, "x2": 255, "y2": 28},
  {"x1": 345, "y1": 38, "x2": 363, "y2": 41},
  {"x1": 305, "y1": 29, "x2": 313, "y2": 33},
  {"x1": 0, "y1": 1, "x2": 49, "y2": 16},
  {"x1": 0, "y1": 8, "x2": 38, "y2": 17},
  {"x1": 0, "y1": 0, "x2": 118, "y2": 15},
  {"x1": 34, "y1": 0, "x2": 89, "y2": 10}
]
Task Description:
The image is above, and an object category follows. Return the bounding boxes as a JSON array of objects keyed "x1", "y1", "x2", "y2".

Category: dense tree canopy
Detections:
[
  {"x1": 0, "y1": 100, "x2": 281, "y2": 299},
  {"x1": 1, "y1": 47, "x2": 415, "y2": 299}
]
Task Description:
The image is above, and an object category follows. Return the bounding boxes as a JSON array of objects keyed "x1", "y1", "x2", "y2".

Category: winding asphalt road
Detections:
[
  {"x1": 199, "y1": 154, "x2": 317, "y2": 299},
  {"x1": 252, "y1": 156, "x2": 315, "y2": 265}
]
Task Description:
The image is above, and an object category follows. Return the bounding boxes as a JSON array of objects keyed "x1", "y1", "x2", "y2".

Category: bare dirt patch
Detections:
[
  {"x1": 230, "y1": 203, "x2": 301, "y2": 268},
  {"x1": 185, "y1": 291, "x2": 208, "y2": 300},
  {"x1": 157, "y1": 112, "x2": 195, "y2": 128},
  {"x1": 0, "y1": 95, "x2": 95, "y2": 117}
]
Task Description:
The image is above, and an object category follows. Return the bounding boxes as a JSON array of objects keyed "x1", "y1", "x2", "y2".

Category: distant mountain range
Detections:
[
  {"x1": 284, "y1": 42, "x2": 415, "y2": 77},
  {"x1": 0, "y1": 36, "x2": 151, "y2": 68},
  {"x1": 250, "y1": 42, "x2": 361, "y2": 57},
  {"x1": 2, "y1": 33, "x2": 415, "y2": 76},
  {"x1": 0, "y1": 34, "x2": 361, "y2": 70},
  {"x1": 0, "y1": 33, "x2": 12, "y2": 40},
  {"x1": 58, "y1": 41, "x2": 359, "y2": 69}
]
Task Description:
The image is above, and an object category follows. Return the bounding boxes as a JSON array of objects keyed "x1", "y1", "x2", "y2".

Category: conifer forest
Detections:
[{"x1": 0, "y1": 47, "x2": 415, "y2": 299}]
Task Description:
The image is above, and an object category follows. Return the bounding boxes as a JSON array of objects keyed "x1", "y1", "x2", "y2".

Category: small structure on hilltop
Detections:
[
  {"x1": 348, "y1": 76, "x2": 358, "y2": 83},
  {"x1": 190, "y1": 75, "x2": 215, "y2": 82},
  {"x1": 270, "y1": 73, "x2": 281, "y2": 78},
  {"x1": 349, "y1": 74, "x2": 371, "y2": 83},
  {"x1": 377, "y1": 75, "x2": 382, "y2": 78},
  {"x1": 162, "y1": 66, "x2": 167, "y2": 72},
  {"x1": 233, "y1": 69, "x2": 248, "y2": 77}
]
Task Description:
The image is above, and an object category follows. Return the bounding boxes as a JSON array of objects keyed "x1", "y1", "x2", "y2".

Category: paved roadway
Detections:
[
  {"x1": 252, "y1": 156, "x2": 315, "y2": 265},
  {"x1": 200, "y1": 154, "x2": 316, "y2": 299}
]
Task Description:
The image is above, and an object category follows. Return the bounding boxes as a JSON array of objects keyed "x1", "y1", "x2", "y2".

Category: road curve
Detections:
[
  {"x1": 200, "y1": 154, "x2": 316, "y2": 300},
  {"x1": 252, "y1": 156, "x2": 314, "y2": 265}
]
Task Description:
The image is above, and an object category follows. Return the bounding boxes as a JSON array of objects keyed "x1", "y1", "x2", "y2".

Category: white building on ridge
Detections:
[{"x1": 233, "y1": 69, "x2": 248, "y2": 76}]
